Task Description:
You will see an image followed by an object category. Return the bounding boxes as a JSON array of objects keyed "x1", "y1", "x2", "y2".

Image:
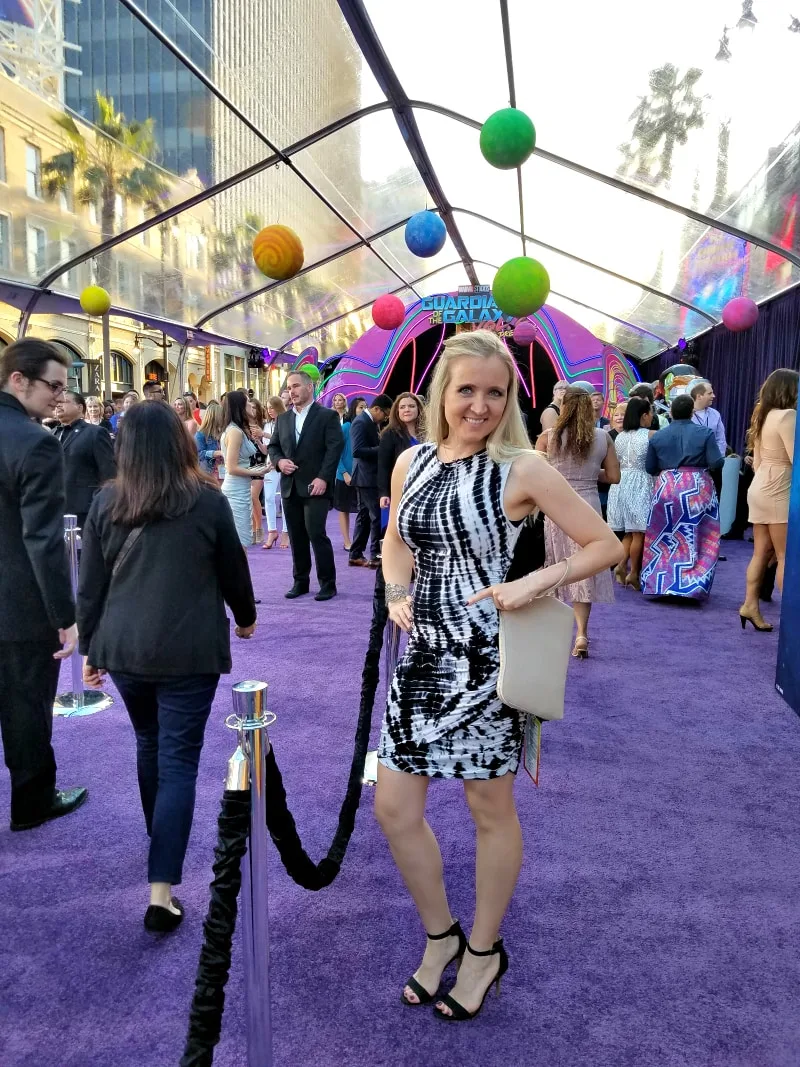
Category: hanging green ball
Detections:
[
  {"x1": 480, "y1": 108, "x2": 536, "y2": 170},
  {"x1": 492, "y1": 257, "x2": 550, "y2": 318}
]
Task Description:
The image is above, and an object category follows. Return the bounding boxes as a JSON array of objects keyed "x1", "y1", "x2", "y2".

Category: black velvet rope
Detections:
[
  {"x1": 181, "y1": 790, "x2": 251, "y2": 1067},
  {"x1": 263, "y1": 566, "x2": 388, "y2": 889}
]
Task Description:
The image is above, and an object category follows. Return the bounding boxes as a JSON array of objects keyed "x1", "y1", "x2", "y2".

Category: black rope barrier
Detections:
[
  {"x1": 181, "y1": 791, "x2": 251, "y2": 1067},
  {"x1": 263, "y1": 565, "x2": 388, "y2": 889}
]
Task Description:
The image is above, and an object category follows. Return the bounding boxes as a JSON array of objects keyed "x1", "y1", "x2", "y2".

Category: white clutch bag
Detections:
[{"x1": 497, "y1": 594, "x2": 575, "y2": 720}]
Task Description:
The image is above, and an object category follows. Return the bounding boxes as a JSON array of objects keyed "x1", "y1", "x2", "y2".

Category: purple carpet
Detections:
[{"x1": 2, "y1": 534, "x2": 799, "y2": 1067}]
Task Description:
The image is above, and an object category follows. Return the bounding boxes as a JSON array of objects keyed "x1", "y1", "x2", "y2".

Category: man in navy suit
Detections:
[
  {"x1": 348, "y1": 394, "x2": 392, "y2": 569},
  {"x1": 54, "y1": 390, "x2": 116, "y2": 533},
  {"x1": 268, "y1": 371, "x2": 343, "y2": 600}
]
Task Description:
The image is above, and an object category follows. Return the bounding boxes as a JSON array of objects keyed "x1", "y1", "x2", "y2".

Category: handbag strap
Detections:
[{"x1": 111, "y1": 526, "x2": 144, "y2": 580}]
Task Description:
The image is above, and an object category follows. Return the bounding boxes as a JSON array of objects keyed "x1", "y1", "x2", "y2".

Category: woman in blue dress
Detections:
[
  {"x1": 332, "y1": 395, "x2": 364, "y2": 551},
  {"x1": 377, "y1": 331, "x2": 622, "y2": 1020}
]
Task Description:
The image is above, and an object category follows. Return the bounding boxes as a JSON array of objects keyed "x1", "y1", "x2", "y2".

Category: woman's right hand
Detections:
[
  {"x1": 343, "y1": 471, "x2": 352, "y2": 486},
  {"x1": 214, "y1": 450, "x2": 224, "y2": 459},
  {"x1": 387, "y1": 596, "x2": 413, "y2": 633},
  {"x1": 380, "y1": 496, "x2": 390, "y2": 509}
]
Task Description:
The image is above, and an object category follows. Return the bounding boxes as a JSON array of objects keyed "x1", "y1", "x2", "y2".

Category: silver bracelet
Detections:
[{"x1": 385, "y1": 582, "x2": 410, "y2": 606}]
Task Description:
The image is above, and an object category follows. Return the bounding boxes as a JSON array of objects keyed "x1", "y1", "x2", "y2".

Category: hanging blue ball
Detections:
[{"x1": 404, "y1": 211, "x2": 447, "y2": 258}]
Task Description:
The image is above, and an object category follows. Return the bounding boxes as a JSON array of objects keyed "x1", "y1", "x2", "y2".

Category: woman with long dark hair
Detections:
[
  {"x1": 220, "y1": 390, "x2": 264, "y2": 546},
  {"x1": 77, "y1": 401, "x2": 256, "y2": 932},
  {"x1": 378, "y1": 392, "x2": 425, "y2": 510},
  {"x1": 740, "y1": 368, "x2": 798, "y2": 630},
  {"x1": 536, "y1": 387, "x2": 619, "y2": 657},
  {"x1": 333, "y1": 396, "x2": 366, "y2": 550},
  {"x1": 606, "y1": 397, "x2": 656, "y2": 590}
]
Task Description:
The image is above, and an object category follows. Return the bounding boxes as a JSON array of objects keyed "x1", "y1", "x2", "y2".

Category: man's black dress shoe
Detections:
[
  {"x1": 314, "y1": 584, "x2": 337, "y2": 601},
  {"x1": 284, "y1": 583, "x2": 309, "y2": 599},
  {"x1": 348, "y1": 557, "x2": 369, "y2": 567},
  {"x1": 10, "y1": 786, "x2": 89, "y2": 832},
  {"x1": 144, "y1": 897, "x2": 184, "y2": 934}
]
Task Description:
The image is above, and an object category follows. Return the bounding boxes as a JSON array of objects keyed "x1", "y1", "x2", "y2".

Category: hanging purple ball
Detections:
[
  {"x1": 721, "y1": 296, "x2": 758, "y2": 332},
  {"x1": 513, "y1": 318, "x2": 537, "y2": 345}
]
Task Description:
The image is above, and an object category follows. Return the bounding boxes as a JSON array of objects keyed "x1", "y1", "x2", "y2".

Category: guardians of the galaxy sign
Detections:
[{"x1": 424, "y1": 286, "x2": 511, "y2": 335}]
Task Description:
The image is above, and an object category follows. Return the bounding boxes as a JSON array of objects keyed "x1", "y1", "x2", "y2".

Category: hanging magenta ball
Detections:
[
  {"x1": 513, "y1": 318, "x2": 537, "y2": 346},
  {"x1": 372, "y1": 293, "x2": 405, "y2": 331},
  {"x1": 492, "y1": 257, "x2": 550, "y2": 318},
  {"x1": 721, "y1": 296, "x2": 759, "y2": 332},
  {"x1": 480, "y1": 108, "x2": 536, "y2": 170},
  {"x1": 404, "y1": 211, "x2": 447, "y2": 258}
]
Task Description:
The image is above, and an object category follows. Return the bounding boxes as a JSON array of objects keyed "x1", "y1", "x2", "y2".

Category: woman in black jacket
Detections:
[
  {"x1": 78, "y1": 401, "x2": 257, "y2": 933},
  {"x1": 377, "y1": 392, "x2": 425, "y2": 508}
]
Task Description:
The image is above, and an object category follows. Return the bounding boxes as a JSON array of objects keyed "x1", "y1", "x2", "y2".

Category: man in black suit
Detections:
[
  {"x1": 0, "y1": 339, "x2": 88, "y2": 831},
  {"x1": 54, "y1": 390, "x2": 116, "y2": 533},
  {"x1": 268, "y1": 370, "x2": 344, "y2": 601},
  {"x1": 348, "y1": 394, "x2": 392, "y2": 569}
]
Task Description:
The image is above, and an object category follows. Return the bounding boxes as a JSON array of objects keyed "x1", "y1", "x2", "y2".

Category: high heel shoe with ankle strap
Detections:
[
  {"x1": 739, "y1": 610, "x2": 773, "y2": 632},
  {"x1": 571, "y1": 636, "x2": 589, "y2": 659},
  {"x1": 401, "y1": 920, "x2": 467, "y2": 1006},
  {"x1": 433, "y1": 939, "x2": 509, "y2": 1021}
]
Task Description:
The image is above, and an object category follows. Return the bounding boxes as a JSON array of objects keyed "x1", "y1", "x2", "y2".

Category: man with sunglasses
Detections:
[{"x1": 0, "y1": 339, "x2": 88, "y2": 831}]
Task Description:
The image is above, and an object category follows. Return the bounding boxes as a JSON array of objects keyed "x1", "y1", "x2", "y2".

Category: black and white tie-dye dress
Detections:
[{"x1": 378, "y1": 444, "x2": 525, "y2": 780}]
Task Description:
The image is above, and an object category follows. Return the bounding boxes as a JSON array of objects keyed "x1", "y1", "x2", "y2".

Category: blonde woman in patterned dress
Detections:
[{"x1": 377, "y1": 331, "x2": 623, "y2": 1021}]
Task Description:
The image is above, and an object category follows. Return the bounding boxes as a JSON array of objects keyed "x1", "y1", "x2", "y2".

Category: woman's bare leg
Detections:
[
  {"x1": 628, "y1": 532, "x2": 645, "y2": 582},
  {"x1": 375, "y1": 764, "x2": 457, "y2": 1002},
  {"x1": 742, "y1": 524, "x2": 774, "y2": 620},
  {"x1": 573, "y1": 602, "x2": 591, "y2": 640},
  {"x1": 769, "y1": 523, "x2": 788, "y2": 592},
  {"x1": 436, "y1": 774, "x2": 521, "y2": 1016},
  {"x1": 337, "y1": 509, "x2": 351, "y2": 550}
]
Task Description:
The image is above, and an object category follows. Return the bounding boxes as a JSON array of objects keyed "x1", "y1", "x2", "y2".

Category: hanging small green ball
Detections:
[{"x1": 479, "y1": 108, "x2": 536, "y2": 170}]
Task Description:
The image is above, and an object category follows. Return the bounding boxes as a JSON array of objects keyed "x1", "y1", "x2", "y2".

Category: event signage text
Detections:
[{"x1": 424, "y1": 285, "x2": 505, "y2": 325}]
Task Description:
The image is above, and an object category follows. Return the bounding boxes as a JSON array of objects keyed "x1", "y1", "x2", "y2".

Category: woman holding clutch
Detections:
[
  {"x1": 377, "y1": 331, "x2": 622, "y2": 1020},
  {"x1": 220, "y1": 390, "x2": 264, "y2": 546}
]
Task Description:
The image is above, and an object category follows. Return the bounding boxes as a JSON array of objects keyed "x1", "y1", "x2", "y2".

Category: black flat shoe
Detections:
[
  {"x1": 10, "y1": 786, "x2": 88, "y2": 832},
  {"x1": 401, "y1": 920, "x2": 467, "y2": 1006},
  {"x1": 433, "y1": 939, "x2": 509, "y2": 1021},
  {"x1": 284, "y1": 584, "x2": 309, "y2": 599},
  {"x1": 314, "y1": 584, "x2": 337, "y2": 601},
  {"x1": 144, "y1": 897, "x2": 184, "y2": 933}
]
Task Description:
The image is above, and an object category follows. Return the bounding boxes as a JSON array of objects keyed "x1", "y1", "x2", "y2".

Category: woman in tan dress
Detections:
[
  {"x1": 536, "y1": 387, "x2": 620, "y2": 657},
  {"x1": 740, "y1": 368, "x2": 798, "y2": 631}
]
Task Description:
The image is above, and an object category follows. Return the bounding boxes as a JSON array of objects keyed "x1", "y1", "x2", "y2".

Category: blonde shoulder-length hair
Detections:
[{"x1": 426, "y1": 330, "x2": 532, "y2": 464}]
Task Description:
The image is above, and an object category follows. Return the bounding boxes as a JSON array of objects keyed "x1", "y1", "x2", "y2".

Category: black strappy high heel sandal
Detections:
[
  {"x1": 401, "y1": 920, "x2": 467, "y2": 1006},
  {"x1": 433, "y1": 938, "x2": 509, "y2": 1021}
]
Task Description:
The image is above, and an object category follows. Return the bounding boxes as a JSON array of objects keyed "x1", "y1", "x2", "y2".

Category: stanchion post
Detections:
[
  {"x1": 228, "y1": 680, "x2": 273, "y2": 1067},
  {"x1": 54, "y1": 515, "x2": 113, "y2": 717}
]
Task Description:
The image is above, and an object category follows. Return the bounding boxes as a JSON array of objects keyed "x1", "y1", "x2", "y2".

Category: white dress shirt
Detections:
[{"x1": 294, "y1": 401, "x2": 314, "y2": 442}]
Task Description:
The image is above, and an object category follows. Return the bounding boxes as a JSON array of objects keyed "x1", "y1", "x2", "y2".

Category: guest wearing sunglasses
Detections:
[{"x1": 0, "y1": 339, "x2": 88, "y2": 832}]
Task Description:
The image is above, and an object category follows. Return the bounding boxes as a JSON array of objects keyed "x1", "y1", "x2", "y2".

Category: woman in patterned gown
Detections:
[{"x1": 376, "y1": 331, "x2": 623, "y2": 1021}]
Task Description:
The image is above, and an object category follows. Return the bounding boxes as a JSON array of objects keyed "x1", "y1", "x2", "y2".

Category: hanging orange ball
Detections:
[{"x1": 252, "y1": 225, "x2": 305, "y2": 281}]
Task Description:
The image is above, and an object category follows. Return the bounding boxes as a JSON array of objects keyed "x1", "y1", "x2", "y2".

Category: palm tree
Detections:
[
  {"x1": 42, "y1": 91, "x2": 171, "y2": 289},
  {"x1": 618, "y1": 64, "x2": 706, "y2": 187},
  {"x1": 211, "y1": 212, "x2": 263, "y2": 334}
]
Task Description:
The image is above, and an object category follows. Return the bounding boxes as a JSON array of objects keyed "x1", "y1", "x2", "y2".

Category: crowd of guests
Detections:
[
  {"x1": 534, "y1": 367, "x2": 796, "y2": 649},
  {"x1": 1, "y1": 332, "x2": 795, "y2": 955}
]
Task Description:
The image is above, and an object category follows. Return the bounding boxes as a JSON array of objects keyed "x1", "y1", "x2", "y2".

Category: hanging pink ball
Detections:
[
  {"x1": 513, "y1": 318, "x2": 537, "y2": 345},
  {"x1": 722, "y1": 296, "x2": 759, "y2": 332},
  {"x1": 372, "y1": 294, "x2": 405, "y2": 331}
]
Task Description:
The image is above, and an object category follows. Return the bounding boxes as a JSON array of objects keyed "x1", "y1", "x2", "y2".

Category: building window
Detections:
[
  {"x1": 0, "y1": 214, "x2": 9, "y2": 270},
  {"x1": 60, "y1": 239, "x2": 77, "y2": 287},
  {"x1": 25, "y1": 145, "x2": 42, "y2": 199},
  {"x1": 27, "y1": 224, "x2": 46, "y2": 276},
  {"x1": 186, "y1": 233, "x2": 200, "y2": 270},
  {"x1": 117, "y1": 261, "x2": 129, "y2": 301},
  {"x1": 114, "y1": 194, "x2": 127, "y2": 231},
  {"x1": 111, "y1": 352, "x2": 134, "y2": 388},
  {"x1": 89, "y1": 258, "x2": 98, "y2": 285},
  {"x1": 59, "y1": 182, "x2": 75, "y2": 213},
  {"x1": 0, "y1": 128, "x2": 6, "y2": 183}
]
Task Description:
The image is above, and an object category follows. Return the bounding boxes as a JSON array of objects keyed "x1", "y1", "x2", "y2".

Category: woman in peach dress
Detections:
[{"x1": 739, "y1": 368, "x2": 797, "y2": 631}]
